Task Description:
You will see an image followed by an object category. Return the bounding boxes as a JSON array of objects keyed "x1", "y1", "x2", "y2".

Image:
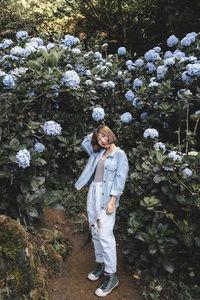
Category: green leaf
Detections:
[
  {"x1": 47, "y1": 52, "x2": 58, "y2": 68},
  {"x1": 27, "y1": 60, "x2": 41, "y2": 71},
  {"x1": 163, "y1": 260, "x2": 174, "y2": 273},
  {"x1": 39, "y1": 48, "x2": 49, "y2": 59},
  {"x1": 9, "y1": 138, "x2": 20, "y2": 148}
]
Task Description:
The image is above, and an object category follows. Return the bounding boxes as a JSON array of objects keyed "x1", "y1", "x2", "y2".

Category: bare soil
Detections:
[{"x1": 40, "y1": 209, "x2": 145, "y2": 300}]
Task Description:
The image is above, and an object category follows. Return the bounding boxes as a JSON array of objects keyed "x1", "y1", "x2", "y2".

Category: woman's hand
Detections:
[{"x1": 106, "y1": 196, "x2": 116, "y2": 214}]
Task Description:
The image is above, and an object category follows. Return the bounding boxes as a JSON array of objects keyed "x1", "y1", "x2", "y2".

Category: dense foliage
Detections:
[{"x1": 0, "y1": 30, "x2": 200, "y2": 298}]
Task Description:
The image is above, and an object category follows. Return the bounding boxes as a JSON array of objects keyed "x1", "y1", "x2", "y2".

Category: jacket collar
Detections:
[{"x1": 99, "y1": 146, "x2": 119, "y2": 158}]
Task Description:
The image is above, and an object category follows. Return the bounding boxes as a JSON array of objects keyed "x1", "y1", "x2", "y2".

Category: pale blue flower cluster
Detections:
[
  {"x1": 180, "y1": 37, "x2": 192, "y2": 47},
  {"x1": 47, "y1": 43, "x2": 55, "y2": 51},
  {"x1": 126, "y1": 60, "x2": 133, "y2": 67},
  {"x1": 149, "y1": 81, "x2": 159, "y2": 88},
  {"x1": 157, "y1": 65, "x2": 168, "y2": 79},
  {"x1": 153, "y1": 46, "x2": 161, "y2": 53},
  {"x1": 154, "y1": 142, "x2": 166, "y2": 153},
  {"x1": 164, "y1": 166, "x2": 173, "y2": 171},
  {"x1": 92, "y1": 107, "x2": 105, "y2": 121},
  {"x1": 177, "y1": 89, "x2": 192, "y2": 98},
  {"x1": 62, "y1": 70, "x2": 80, "y2": 88},
  {"x1": 164, "y1": 57, "x2": 175, "y2": 66},
  {"x1": 140, "y1": 112, "x2": 148, "y2": 120},
  {"x1": 168, "y1": 150, "x2": 182, "y2": 162},
  {"x1": 101, "y1": 81, "x2": 115, "y2": 89},
  {"x1": 120, "y1": 112, "x2": 132, "y2": 123},
  {"x1": 146, "y1": 62, "x2": 156, "y2": 73},
  {"x1": 125, "y1": 90, "x2": 134, "y2": 101},
  {"x1": 117, "y1": 47, "x2": 126, "y2": 56},
  {"x1": 34, "y1": 142, "x2": 45, "y2": 153},
  {"x1": 133, "y1": 78, "x2": 143, "y2": 90},
  {"x1": 102, "y1": 43, "x2": 108, "y2": 49},
  {"x1": 94, "y1": 52, "x2": 102, "y2": 60},
  {"x1": 16, "y1": 31, "x2": 28, "y2": 40},
  {"x1": 2, "y1": 39, "x2": 13, "y2": 49},
  {"x1": 85, "y1": 70, "x2": 92, "y2": 77},
  {"x1": 0, "y1": 70, "x2": 6, "y2": 77},
  {"x1": 117, "y1": 71, "x2": 122, "y2": 77},
  {"x1": 30, "y1": 37, "x2": 44, "y2": 46},
  {"x1": 43, "y1": 121, "x2": 62, "y2": 136},
  {"x1": 133, "y1": 97, "x2": 143, "y2": 109},
  {"x1": 186, "y1": 63, "x2": 200, "y2": 77},
  {"x1": 164, "y1": 51, "x2": 173, "y2": 59},
  {"x1": 182, "y1": 71, "x2": 193, "y2": 84},
  {"x1": 62, "y1": 34, "x2": 79, "y2": 47},
  {"x1": 72, "y1": 48, "x2": 81, "y2": 54},
  {"x1": 173, "y1": 50, "x2": 185, "y2": 59},
  {"x1": 195, "y1": 110, "x2": 200, "y2": 116},
  {"x1": 16, "y1": 149, "x2": 31, "y2": 168},
  {"x1": 2, "y1": 74, "x2": 15, "y2": 88},
  {"x1": 11, "y1": 46, "x2": 25, "y2": 56},
  {"x1": 144, "y1": 49, "x2": 160, "y2": 62},
  {"x1": 143, "y1": 128, "x2": 159, "y2": 139},
  {"x1": 182, "y1": 167, "x2": 192, "y2": 177},
  {"x1": 167, "y1": 35, "x2": 179, "y2": 47},
  {"x1": 135, "y1": 59, "x2": 144, "y2": 67}
]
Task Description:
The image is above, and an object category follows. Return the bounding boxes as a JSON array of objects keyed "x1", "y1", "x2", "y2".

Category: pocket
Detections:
[{"x1": 107, "y1": 163, "x2": 117, "y2": 181}]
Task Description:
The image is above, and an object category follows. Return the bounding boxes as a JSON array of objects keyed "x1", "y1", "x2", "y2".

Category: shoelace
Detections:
[
  {"x1": 94, "y1": 263, "x2": 104, "y2": 275},
  {"x1": 101, "y1": 276, "x2": 112, "y2": 290}
]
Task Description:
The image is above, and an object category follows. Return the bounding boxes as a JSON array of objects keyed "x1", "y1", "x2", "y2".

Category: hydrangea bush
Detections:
[{"x1": 0, "y1": 30, "x2": 200, "y2": 298}]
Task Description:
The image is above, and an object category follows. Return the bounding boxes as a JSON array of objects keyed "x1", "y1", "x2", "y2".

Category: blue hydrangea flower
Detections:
[
  {"x1": 2, "y1": 74, "x2": 15, "y2": 88},
  {"x1": 182, "y1": 167, "x2": 192, "y2": 177},
  {"x1": 127, "y1": 64, "x2": 135, "y2": 71},
  {"x1": 117, "y1": 47, "x2": 126, "y2": 56},
  {"x1": 180, "y1": 37, "x2": 192, "y2": 47},
  {"x1": 24, "y1": 44, "x2": 37, "y2": 57},
  {"x1": 164, "y1": 57, "x2": 175, "y2": 66},
  {"x1": 34, "y1": 142, "x2": 45, "y2": 153},
  {"x1": 164, "y1": 166, "x2": 174, "y2": 171},
  {"x1": 135, "y1": 59, "x2": 144, "y2": 67},
  {"x1": 10, "y1": 46, "x2": 25, "y2": 56},
  {"x1": 43, "y1": 121, "x2": 62, "y2": 136},
  {"x1": 126, "y1": 60, "x2": 133, "y2": 66},
  {"x1": 107, "y1": 81, "x2": 115, "y2": 88},
  {"x1": 125, "y1": 90, "x2": 134, "y2": 101},
  {"x1": 16, "y1": 31, "x2": 28, "y2": 40},
  {"x1": 186, "y1": 32, "x2": 197, "y2": 42},
  {"x1": 186, "y1": 63, "x2": 200, "y2": 77},
  {"x1": 3, "y1": 39, "x2": 13, "y2": 48},
  {"x1": 85, "y1": 70, "x2": 92, "y2": 77},
  {"x1": 30, "y1": 37, "x2": 44, "y2": 46},
  {"x1": 0, "y1": 70, "x2": 6, "y2": 77},
  {"x1": 102, "y1": 43, "x2": 108, "y2": 49},
  {"x1": 167, "y1": 35, "x2": 179, "y2": 47},
  {"x1": 144, "y1": 49, "x2": 160, "y2": 62},
  {"x1": 164, "y1": 51, "x2": 173, "y2": 59},
  {"x1": 140, "y1": 112, "x2": 148, "y2": 120},
  {"x1": 62, "y1": 34, "x2": 78, "y2": 47},
  {"x1": 133, "y1": 97, "x2": 143, "y2": 109},
  {"x1": 92, "y1": 107, "x2": 105, "y2": 121},
  {"x1": 120, "y1": 112, "x2": 132, "y2": 123},
  {"x1": 29, "y1": 92, "x2": 35, "y2": 98},
  {"x1": 16, "y1": 149, "x2": 31, "y2": 168},
  {"x1": 195, "y1": 110, "x2": 200, "y2": 116},
  {"x1": 117, "y1": 71, "x2": 123, "y2": 77},
  {"x1": 173, "y1": 50, "x2": 186, "y2": 59},
  {"x1": 102, "y1": 82, "x2": 108, "y2": 88},
  {"x1": 177, "y1": 89, "x2": 192, "y2": 98},
  {"x1": 182, "y1": 71, "x2": 193, "y2": 84},
  {"x1": 47, "y1": 43, "x2": 55, "y2": 50},
  {"x1": 168, "y1": 150, "x2": 182, "y2": 162},
  {"x1": 146, "y1": 62, "x2": 156, "y2": 73},
  {"x1": 157, "y1": 66, "x2": 168, "y2": 79},
  {"x1": 62, "y1": 70, "x2": 80, "y2": 88},
  {"x1": 153, "y1": 46, "x2": 161, "y2": 53},
  {"x1": 133, "y1": 78, "x2": 143, "y2": 90},
  {"x1": 154, "y1": 142, "x2": 166, "y2": 153},
  {"x1": 94, "y1": 52, "x2": 102, "y2": 60},
  {"x1": 72, "y1": 48, "x2": 81, "y2": 54},
  {"x1": 149, "y1": 81, "x2": 159, "y2": 87},
  {"x1": 143, "y1": 128, "x2": 159, "y2": 139}
]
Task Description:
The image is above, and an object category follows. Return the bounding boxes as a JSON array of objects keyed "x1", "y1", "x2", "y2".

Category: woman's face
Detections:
[{"x1": 97, "y1": 132, "x2": 109, "y2": 148}]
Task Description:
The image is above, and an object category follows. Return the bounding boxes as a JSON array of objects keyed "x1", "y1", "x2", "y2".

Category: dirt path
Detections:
[{"x1": 46, "y1": 211, "x2": 145, "y2": 300}]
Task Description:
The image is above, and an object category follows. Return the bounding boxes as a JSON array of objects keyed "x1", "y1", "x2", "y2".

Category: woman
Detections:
[{"x1": 75, "y1": 125, "x2": 129, "y2": 297}]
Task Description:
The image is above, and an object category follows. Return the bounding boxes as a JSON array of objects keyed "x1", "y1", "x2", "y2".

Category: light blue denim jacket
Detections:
[{"x1": 75, "y1": 134, "x2": 129, "y2": 208}]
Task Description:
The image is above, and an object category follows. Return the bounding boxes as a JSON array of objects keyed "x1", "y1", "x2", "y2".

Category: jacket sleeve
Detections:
[
  {"x1": 81, "y1": 134, "x2": 94, "y2": 156},
  {"x1": 110, "y1": 150, "x2": 129, "y2": 198}
]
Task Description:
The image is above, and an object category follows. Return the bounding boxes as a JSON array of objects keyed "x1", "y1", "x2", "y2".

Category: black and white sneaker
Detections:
[
  {"x1": 95, "y1": 273, "x2": 119, "y2": 297},
  {"x1": 88, "y1": 263, "x2": 105, "y2": 281}
]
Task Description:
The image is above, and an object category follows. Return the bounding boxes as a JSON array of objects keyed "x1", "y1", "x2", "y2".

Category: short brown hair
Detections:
[{"x1": 92, "y1": 125, "x2": 116, "y2": 152}]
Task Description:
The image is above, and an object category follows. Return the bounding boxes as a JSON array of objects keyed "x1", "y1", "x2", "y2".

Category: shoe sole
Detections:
[{"x1": 95, "y1": 280, "x2": 119, "y2": 297}]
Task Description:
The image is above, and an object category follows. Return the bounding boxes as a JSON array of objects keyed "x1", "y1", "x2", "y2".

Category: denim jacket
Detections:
[{"x1": 75, "y1": 134, "x2": 129, "y2": 208}]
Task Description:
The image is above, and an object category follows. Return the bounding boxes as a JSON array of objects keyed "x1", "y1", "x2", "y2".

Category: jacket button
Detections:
[
  {"x1": 105, "y1": 167, "x2": 107, "y2": 169},
  {"x1": 103, "y1": 180, "x2": 106, "y2": 183},
  {"x1": 102, "y1": 193, "x2": 104, "y2": 195}
]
